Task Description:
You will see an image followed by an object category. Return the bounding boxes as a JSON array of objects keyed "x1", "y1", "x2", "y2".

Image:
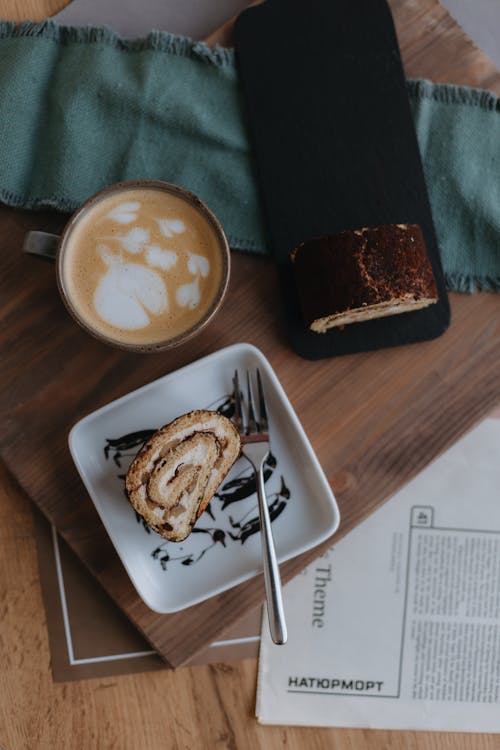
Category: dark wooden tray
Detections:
[{"x1": 0, "y1": 0, "x2": 499, "y2": 667}]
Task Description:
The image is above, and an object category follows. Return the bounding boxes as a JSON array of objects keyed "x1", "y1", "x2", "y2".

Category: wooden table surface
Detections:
[{"x1": 1, "y1": 1, "x2": 499, "y2": 748}]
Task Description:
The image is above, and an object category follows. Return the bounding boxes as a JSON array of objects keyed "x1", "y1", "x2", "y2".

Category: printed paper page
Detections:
[{"x1": 257, "y1": 418, "x2": 500, "y2": 731}]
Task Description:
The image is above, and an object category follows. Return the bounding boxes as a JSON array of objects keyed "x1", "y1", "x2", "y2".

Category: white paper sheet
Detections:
[
  {"x1": 55, "y1": 0, "x2": 248, "y2": 40},
  {"x1": 257, "y1": 417, "x2": 500, "y2": 731}
]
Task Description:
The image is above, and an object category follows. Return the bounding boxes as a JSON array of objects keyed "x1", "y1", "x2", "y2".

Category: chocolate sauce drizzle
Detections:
[{"x1": 103, "y1": 391, "x2": 291, "y2": 571}]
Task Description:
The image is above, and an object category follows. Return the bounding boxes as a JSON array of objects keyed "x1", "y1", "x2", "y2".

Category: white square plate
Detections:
[{"x1": 69, "y1": 343, "x2": 340, "y2": 613}]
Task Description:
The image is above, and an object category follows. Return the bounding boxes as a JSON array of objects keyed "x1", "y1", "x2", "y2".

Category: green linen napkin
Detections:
[{"x1": 0, "y1": 21, "x2": 499, "y2": 291}]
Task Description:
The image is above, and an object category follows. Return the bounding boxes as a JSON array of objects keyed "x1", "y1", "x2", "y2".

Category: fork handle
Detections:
[{"x1": 255, "y1": 462, "x2": 288, "y2": 645}]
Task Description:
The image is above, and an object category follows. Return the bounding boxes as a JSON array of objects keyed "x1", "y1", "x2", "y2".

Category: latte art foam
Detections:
[{"x1": 61, "y1": 187, "x2": 224, "y2": 346}]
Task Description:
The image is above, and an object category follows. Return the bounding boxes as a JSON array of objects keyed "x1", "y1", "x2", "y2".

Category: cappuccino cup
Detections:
[{"x1": 23, "y1": 180, "x2": 230, "y2": 352}]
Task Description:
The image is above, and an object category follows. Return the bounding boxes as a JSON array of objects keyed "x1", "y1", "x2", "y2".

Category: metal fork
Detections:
[{"x1": 233, "y1": 369, "x2": 287, "y2": 645}]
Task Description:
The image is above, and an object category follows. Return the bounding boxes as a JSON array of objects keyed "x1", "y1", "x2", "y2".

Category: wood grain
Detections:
[
  {"x1": 1, "y1": 458, "x2": 500, "y2": 749},
  {"x1": 0, "y1": 0, "x2": 66, "y2": 20},
  {"x1": 1, "y1": 0, "x2": 500, "y2": 748},
  {"x1": 2, "y1": 209, "x2": 498, "y2": 669}
]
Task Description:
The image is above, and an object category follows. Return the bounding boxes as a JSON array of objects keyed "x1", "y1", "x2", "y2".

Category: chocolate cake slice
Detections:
[{"x1": 290, "y1": 224, "x2": 438, "y2": 333}]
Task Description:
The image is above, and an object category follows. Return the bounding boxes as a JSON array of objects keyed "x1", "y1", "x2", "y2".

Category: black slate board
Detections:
[{"x1": 235, "y1": 0, "x2": 450, "y2": 359}]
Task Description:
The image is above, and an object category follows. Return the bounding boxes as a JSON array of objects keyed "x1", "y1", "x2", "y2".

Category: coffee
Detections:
[{"x1": 60, "y1": 185, "x2": 226, "y2": 348}]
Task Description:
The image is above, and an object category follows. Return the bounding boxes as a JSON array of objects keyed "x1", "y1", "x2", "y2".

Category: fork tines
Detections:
[
  {"x1": 256, "y1": 369, "x2": 269, "y2": 433},
  {"x1": 232, "y1": 369, "x2": 269, "y2": 437},
  {"x1": 232, "y1": 370, "x2": 243, "y2": 433}
]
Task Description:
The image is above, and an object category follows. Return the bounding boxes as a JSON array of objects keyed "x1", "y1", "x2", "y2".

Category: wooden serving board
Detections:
[
  {"x1": 0, "y1": 0, "x2": 499, "y2": 668},
  {"x1": 235, "y1": 0, "x2": 449, "y2": 359}
]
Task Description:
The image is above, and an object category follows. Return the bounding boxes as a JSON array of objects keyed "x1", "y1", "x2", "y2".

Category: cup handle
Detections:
[{"x1": 23, "y1": 231, "x2": 60, "y2": 261}]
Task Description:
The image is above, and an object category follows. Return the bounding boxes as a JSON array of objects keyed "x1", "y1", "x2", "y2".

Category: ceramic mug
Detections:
[{"x1": 23, "y1": 180, "x2": 231, "y2": 352}]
